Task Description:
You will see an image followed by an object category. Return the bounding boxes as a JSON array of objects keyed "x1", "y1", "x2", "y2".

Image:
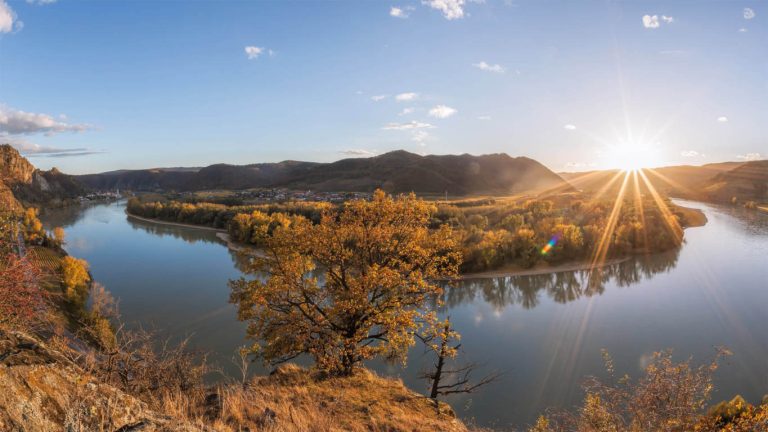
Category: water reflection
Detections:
[
  {"x1": 126, "y1": 216, "x2": 223, "y2": 245},
  {"x1": 445, "y1": 249, "x2": 680, "y2": 310}
]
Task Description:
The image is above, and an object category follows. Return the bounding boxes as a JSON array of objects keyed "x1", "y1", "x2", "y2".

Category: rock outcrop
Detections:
[
  {"x1": 0, "y1": 144, "x2": 87, "y2": 209},
  {"x1": 0, "y1": 329, "x2": 200, "y2": 432}
]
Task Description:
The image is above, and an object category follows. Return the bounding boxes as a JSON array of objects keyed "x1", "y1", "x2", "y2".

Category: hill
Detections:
[
  {"x1": 703, "y1": 160, "x2": 768, "y2": 203},
  {"x1": 0, "y1": 144, "x2": 88, "y2": 210},
  {"x1": 77, "y1": 150, "x2": 571, "y2": 196},
  {"x1": 0, "y1": 329, "x2": 467, "y2": 432},
  {"x1": 560, "y1": 162, "x2": 747, "y2": 199}
]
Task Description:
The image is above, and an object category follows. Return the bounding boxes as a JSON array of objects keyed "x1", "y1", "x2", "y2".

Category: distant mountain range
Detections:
[
  {"x1": 560, "y1": 160, "x2": 767, "y2": 203},
  {"x1": 3, "y1": 143, "x2": 765, "y2": 206},
  {"x1": 76, "y1": 150, "x2": 572, "y2": 196}
]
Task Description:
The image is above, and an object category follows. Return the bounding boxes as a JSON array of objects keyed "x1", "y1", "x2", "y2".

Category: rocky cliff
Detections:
[
  {"x1": 0, "y1": 144, "x2": 87, "y2": 210},
  {"x1": 0, "y1": 329, "x2": 200, "y2": 431}
]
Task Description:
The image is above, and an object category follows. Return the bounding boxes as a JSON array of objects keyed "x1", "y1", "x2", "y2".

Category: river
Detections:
[{"x1": 40, "y1": 199, "x2": 768, "y2": 429}]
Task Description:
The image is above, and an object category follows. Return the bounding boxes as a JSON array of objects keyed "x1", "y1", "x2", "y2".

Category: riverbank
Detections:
[
  {"x1": 126, "y1": 213, "x2": 226, "y2": 232},
  {"x1": 458, "y1": 256, "x2": 632, "y2": 279}
]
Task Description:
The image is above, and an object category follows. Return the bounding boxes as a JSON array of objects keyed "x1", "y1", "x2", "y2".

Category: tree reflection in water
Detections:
[{"x1": 442, "y1": 248, "x2": 680, "y2": 311}]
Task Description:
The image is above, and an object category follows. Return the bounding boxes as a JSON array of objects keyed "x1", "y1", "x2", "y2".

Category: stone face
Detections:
[
  {"x1": 0, "y1": 144, "x2": 88, "y2": 208},
  {"x1": 0, "y1": 330, "x2": 199, "y2": 432},
  {"x1": 0, "y1": 144, "x2": 36, "y2": 185}
]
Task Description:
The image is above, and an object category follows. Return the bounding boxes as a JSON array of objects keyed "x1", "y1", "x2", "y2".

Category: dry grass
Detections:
[{"x1": 163, "y1": 364, "x2": 467, "y2": 432}]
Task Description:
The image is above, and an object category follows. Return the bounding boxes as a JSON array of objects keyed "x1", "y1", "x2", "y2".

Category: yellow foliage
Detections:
[{"x1": 230, "y1": 190, "x2": 461, "y2": 375}]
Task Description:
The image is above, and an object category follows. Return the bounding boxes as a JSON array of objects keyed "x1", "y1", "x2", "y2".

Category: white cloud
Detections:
[
  {"x1": 0, "y1": 105, "x2": 90, "y2": 135},
  {"x1": 390, "y1": 6, "x2": 414, "y2": 18},
  {"x1": 428, "y1": 105, "x2": 457, "y2": 119},
  {"x1": 340, "y1": 149, "x2": 378, "y2": 157},
  {"x1": 477, "y1": 115, "x2": 491, "y2": 120},
  {"x1": 473, "y1": 61, "x2": 505, "y2": 73},
  {"x1": 680, "y1": 150, "x2": 702, "y2": 158},
  {"x1": 26, "y1": 0, "x2": 57, "y2": 4},
  {"x1": 411, "y1": 130, "x2": 430, "y2": 144},
  {"x1": 382, "y1": 120, "x2": 435, "y2": 130},
  {"x1": 661, "y1": 15, "x2": 674, "y2": 23},
  {"x1": 6, "y1": 137, "x2": 100, "y2": 158},
  {"x1": 371, "y1": 94, "x2": 388, "y2": 102},
  {"x1": 422, "y1": 0, "x2": 465, "y2": 20},
  {"x1": 744, "y1": 8, "x2": 755, "y2": 20},
  {"x1": 244, "y1": 46, "x2": 266, "y2": 59},
  {"x1": 717, "y1": 116, "x2": 729, "y2": 123},
  {"x1": 0, "y1": 0, "x2": 22, "y2": 33},
  {"x1": 395, "y1": 92, "x2": 418, "y2": 102},
  {"x1": 399, "y1": 107, "x2": 415, "y2": 116},
  {"x1": 737, "y1": 153, "x2": 761, "y2": 161},
  {"x1": 738, "y1": 28, "x2": 748, "y2": 33},
  {"x1": 564, "y1": 124, "x2": 576, "y2": 130},
  {"x1": 643, "y1": 15, "x2": 660, "y2": 29}
]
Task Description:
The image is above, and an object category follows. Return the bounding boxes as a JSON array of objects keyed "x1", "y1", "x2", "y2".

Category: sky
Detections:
[{"x1": 0, "y1": 0, "x2": 766, "y2": 175}]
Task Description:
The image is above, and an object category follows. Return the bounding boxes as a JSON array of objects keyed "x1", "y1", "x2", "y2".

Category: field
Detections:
[{"x1": 27, "y1": 246, "x2": 64, "y2": 290}]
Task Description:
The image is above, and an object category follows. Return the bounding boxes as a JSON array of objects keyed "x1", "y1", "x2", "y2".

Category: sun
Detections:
[{"x1": 599, "y1": 140, "x2": 661, "y2": 171}]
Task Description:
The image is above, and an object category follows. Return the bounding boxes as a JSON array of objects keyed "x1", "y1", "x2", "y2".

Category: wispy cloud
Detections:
[
  {"x1": 473, "y1": 61, "x2": 505, "y2": 73},
  {"x1": 382, "y1": 120, "x2": 435, "y2": 130},
  {"x1": 0, "y1": 105, "x2": 90, "y2": 135},
  {"x1": 743, "y1": 8, "x2": 755, "y2": 20},
  {"x1": 717, "y1": 116, "x2": 729, "y2": 123},
  {"x1": 244, "y1": 45, "x2": 272, "y2": 60},
  {"x1": 371, "y1": 94, "x2": 389, "y2": 102},
  {"x1": 411, "y1": 130, "x2": 430, "y2": 144},
  {"x1": 737, "y1": 152, "x2": 761, "y2": 161},
  {"x1": 395, "y1": 92, "x2": 418, "y2": 102},
  {"x1": 7, "y1": 138, "x2": 101, "y2": 158},
  {"x1": 339, "y1": 149, "x2": 378, "y2": 157},
  {"x1": 661, "y1": 15, "x2": 674, "y2": 24},
  {"x1": 390, "y1": 6, "x2": 414, "y2": 18},
  {"x1": 0, "y1": 0, "x2": 22, "y2": 34},
  {"x1": 680, "y1": 150, "x2": 703, "y2": 158},
  {"x1": 26, "y1": 0, "x2": 57, "y2": 4},
  {"x1": 428, "y1": 105, "x2": 457, "y2": 119},
  {"x1": 399, "y1": 107, "x2": 415, "y2": 116},
  {"x1": 564, "y1": 124, "x2": 576, "y2": 130},
  {"x1": 422, "y1": 0, "x2": 466, "y2": 20},
  {"x1": 477, "y1": 115, "x2": 491, "y2": 121}
]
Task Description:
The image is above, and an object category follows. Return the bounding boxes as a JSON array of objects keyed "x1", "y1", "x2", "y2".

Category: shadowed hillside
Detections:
[
  {"x1": 703, "y1": 160, "x2": 768, "y2": 203},
  {"x1": 560, "y1": 162, "x2": 748, "y2": 200},
  {"x1": 77, "y1": 150, "x2": 572, "y2": 196}
]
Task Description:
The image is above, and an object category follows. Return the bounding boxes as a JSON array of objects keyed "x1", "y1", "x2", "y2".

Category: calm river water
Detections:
[{"x1": 40, "y1": 200, "x2": 768, "y2": 429}]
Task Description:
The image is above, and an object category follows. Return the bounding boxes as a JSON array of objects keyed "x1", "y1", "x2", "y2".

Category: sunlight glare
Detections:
[{"x1": 599, "y1": 141, "x2": 661, "y2": 171}]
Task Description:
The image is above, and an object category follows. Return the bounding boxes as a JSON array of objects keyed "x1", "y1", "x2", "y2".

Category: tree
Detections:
[
  {"x1": 61, "y1": 255, "x2": 91, "y2": 307},
  {"x1": 230, "y1": 190, "x2": 461, "y2": 375},
  {"x1": 52, "y1": 226, "x2": 66, "y2": 247},
  {"x1": 0, "y1": 251, "x2": 48, "y2": 329},
  {"x1": 418, "y1": 318, "x2": 500, "y2": 409}
]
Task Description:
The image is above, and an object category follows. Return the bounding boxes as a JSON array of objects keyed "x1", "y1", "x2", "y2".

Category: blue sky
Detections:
[{"x1": 1, "y1": 0, "x2": 766, "y2": 174}]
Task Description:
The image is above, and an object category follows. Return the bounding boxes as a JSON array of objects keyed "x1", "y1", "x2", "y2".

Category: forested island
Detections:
[{"x1": 126, "y1": 187, "x2": 705, "y2": 275}]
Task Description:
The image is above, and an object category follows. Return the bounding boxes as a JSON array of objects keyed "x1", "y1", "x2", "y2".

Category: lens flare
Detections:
[{"x1": 541, "y1": 235, "x2": 560, "y2": 255}]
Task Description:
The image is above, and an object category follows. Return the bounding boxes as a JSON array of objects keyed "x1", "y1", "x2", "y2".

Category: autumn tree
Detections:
[
  {"x1": 230, "y1": 190, "x2": 461, "y2": 375},
  {"x1": 61, "y1": 255, "x2": 91, "y2": 308},
  {"x1": 0, "y1": 250, "x2": 48, "y2": 329},
  {"x1": 52, "y1": 226, "x2": 66, "y2": 248}
]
